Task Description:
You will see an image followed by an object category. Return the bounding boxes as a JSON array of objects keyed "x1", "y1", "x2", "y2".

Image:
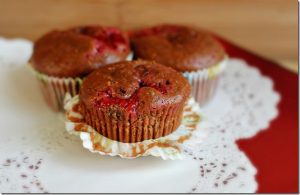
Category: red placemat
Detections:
[{"x1": 215, "y1": 36, "x2": 298, "y2": 193}]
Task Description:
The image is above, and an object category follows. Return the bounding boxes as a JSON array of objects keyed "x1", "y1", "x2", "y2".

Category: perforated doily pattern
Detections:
[{"x1": 183, "y1": 59, "x2": 280, "y2": 192}]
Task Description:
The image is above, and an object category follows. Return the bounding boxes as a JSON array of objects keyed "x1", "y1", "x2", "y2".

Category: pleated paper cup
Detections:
[
  {"x1": 28, "y1": 53, "x2": 134, "y2": 112},
  {"x1": 80, "y1": 101, "x2": 185, "y2": 143},
  {"x1": 183, "y1": 57, "x2": 228, "y2": 106},
  {"x1": 28, "y1": 64, "x2": 82, "y2": 111},
  {"x1": 64, "y1": 94, "x2": 206, "y2": 160}
]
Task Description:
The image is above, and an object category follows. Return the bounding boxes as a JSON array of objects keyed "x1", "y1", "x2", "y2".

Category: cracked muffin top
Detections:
[
  {"x1": 130, "y1": 24, "x2": 225, "y2": 72},
  {"x1": 31, "y1": 25, "x2": 131, "y2": 77},
  {"x1": 79, "y1": 60, "x2": 191, "y2": 115}
]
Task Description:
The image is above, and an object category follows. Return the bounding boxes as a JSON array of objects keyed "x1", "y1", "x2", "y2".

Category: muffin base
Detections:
[
  {"x1": 80, "y1": 103, "x2": 185, "y2": 143},
  {"x1": 64, "y1": 95, "x2": 203, "y2": 159},
  {"x1": 28, "y1": 64, "x2": 82, "y2": 111},
  {"x1": 183, "y1": 57, "x2": 227, "y2": 106}
]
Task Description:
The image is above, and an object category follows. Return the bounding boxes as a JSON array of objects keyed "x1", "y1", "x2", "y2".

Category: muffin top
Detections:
[
  {"x1": 79, "y1": 60, "x2": 191, "y2": 115},
  {"x1": 31, "y1": 25, "x2": 131, "y2": 77},
  {"x1": 130, "y1": 24, "x2": 225, "y2": 72}
]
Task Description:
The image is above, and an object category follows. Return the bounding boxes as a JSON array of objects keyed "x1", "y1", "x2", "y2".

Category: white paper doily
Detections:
[{"x1": 0, "y1": 38, "x2": 280, "y2": 193}]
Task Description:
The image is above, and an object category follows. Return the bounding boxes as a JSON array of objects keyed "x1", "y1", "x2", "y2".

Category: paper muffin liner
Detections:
[
  {"x1": 80, "y1": 102, "x2": 185, "y2": 143},
  {"x1": 27, "y1": 53, "x2": 134, "y2": 111},
  {"x1": 64, "y1": 94, "x2": 204, "y2": 160},
  {"x1": 27, "y1": 64, "x2": 83, "y2": 111},
  {"x1": 183, "y1": 57, "x2": 228, "y2": 105}
]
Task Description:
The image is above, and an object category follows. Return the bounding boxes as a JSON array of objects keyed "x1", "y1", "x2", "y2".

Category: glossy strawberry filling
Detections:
[
  {"x1": 93, "y1": 89, "x2": 138, "y2": 113},
  {"x1": 77, "y1": 26, "x2": 129, "y2": 53},
  {"x1": 93, "y1": 80, "x2": 170, "y2": 114},
  {"x1": 94, "y1": 30, "x2": 128, "y2": 53}
]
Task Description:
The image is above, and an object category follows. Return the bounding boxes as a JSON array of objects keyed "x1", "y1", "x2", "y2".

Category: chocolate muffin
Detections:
[
  {"x1": 29, "y1": 25, "x2": 132, "y2": 111},
  {"x1": 79, "y1": 60, "x2": 191, "y2": 143},
  {"x1": 130, "y1": 24, "x2": 227, "y2": 105}
]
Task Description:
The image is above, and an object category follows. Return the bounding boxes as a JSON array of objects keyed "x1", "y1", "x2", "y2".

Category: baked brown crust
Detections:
[
  {"x1": 79, "y1": 60, "x2": 191, "y2": 142},
  {"x1": 31, "y1": 25, "x2": 130, "y2": 77},
  {"x1": 130, "y1": 24, "x2": 225, "y2": 72}
]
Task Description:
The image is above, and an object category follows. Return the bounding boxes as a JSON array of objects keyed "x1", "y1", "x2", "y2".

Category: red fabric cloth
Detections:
[{"x1": 215, "y1": 36, "x2": 298, "y2": 193}]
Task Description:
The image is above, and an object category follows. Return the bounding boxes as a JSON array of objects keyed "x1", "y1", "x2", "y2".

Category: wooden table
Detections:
[{"x1": 0, "y1": 0, "x2": 297, "y2": 72}]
